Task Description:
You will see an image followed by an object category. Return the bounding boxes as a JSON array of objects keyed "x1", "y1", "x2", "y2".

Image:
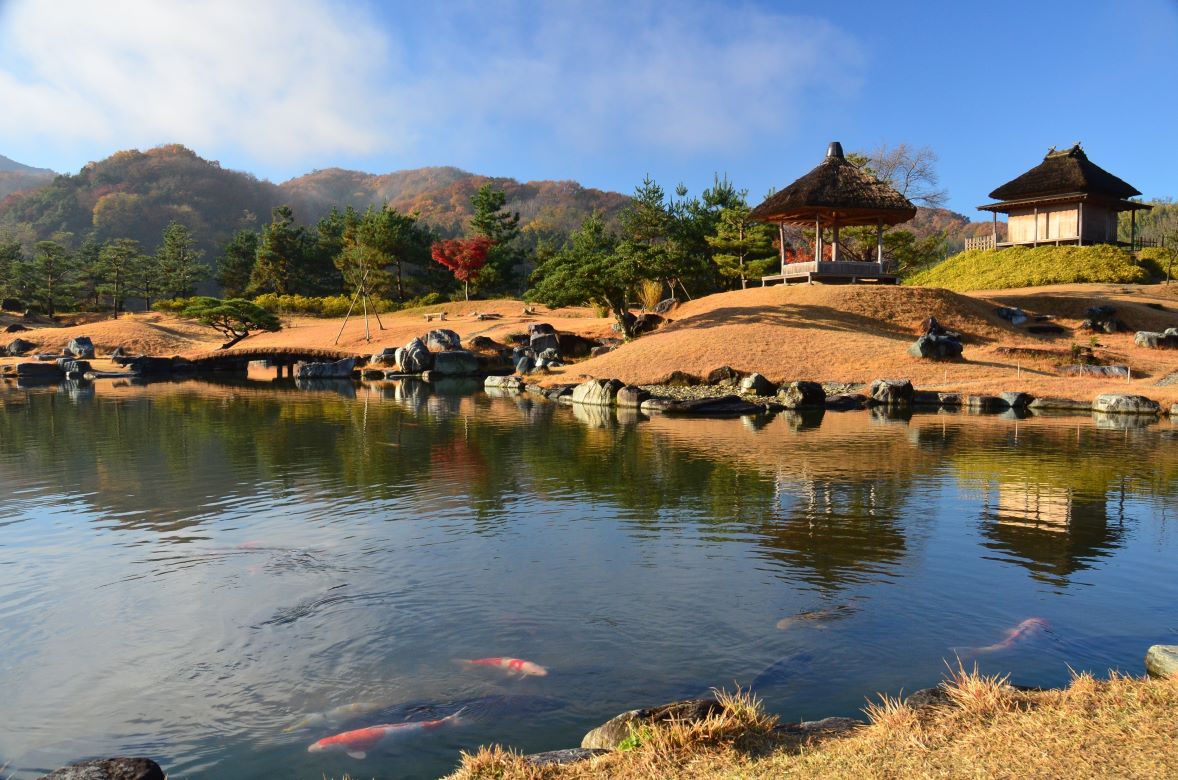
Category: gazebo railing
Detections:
[{"x1": 965, "y1": 235, "x2": 997, "y2": 251}]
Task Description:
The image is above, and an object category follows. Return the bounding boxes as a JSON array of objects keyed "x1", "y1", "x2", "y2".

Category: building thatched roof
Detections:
[
  {"x1": 988, "y1": 144, "x2": 1141, "y2": 201},
  {"x1": 749, "y1": 142, "x2": 917, "y2": 227}
]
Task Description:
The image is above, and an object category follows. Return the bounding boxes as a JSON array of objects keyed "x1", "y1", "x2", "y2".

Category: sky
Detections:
[{"x1": 0, "y1": 0, "x2": 1176, "y2": 217}]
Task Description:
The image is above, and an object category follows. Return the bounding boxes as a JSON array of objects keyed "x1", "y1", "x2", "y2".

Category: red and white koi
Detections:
[
  {"x1": 455, "y1": 657, "x2": 548, "y2": 677},
  {"x1": 307, "y1": 709, "x2": 463, "y2": 760},
  {"x1": 972, "y1": 617, "x2": 1049, "y2": 653}
]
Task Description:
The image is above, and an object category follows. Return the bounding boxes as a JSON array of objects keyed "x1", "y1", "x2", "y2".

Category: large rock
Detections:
[
  {"x1": 581, "y1": 699, "x2": 723, "y2": 750},
  {"x1": 908, "y1": 334, "x2": 963, "y2": 360},
  {"x1": 632, "y1": 312, "x2": 663, "y2": 335},
  {"x1": 528, "y1": 323, "x2": 561, "y2": 354},
  {"x1": 1092, "y1": 394, "x2": 1161, "y2": 415},
  {"x1": 869, "y1": 378, "x2": 914, "y2": 407},
  {"x1": 425, "y1": 328, "x2": 462, "y2": 351},
  {"x1": 66, "y1": 336, "x2": 96, "y2": 359},
  {"x1": 514, "y1": 355, "x2": 535, "y2": 374},
  {"x1": 964, "y1": 395, "x2": 1008, "y2": 412},
  {"x1": 397, "y1": 337, "x2": 433, "y2": 373},
  {"x1": 778, "y1": 380, "x2": 826, "y2": 409},
  {"x1": 1000, "y1": 391, "x2": 1033, "y2": 409},
  {"x1": 38, "y1": 757, "x2": 164, "y2": 780},
  {"x1": 16, "y1": 362, "x2": 63, "y2": 379},
  {"x1": 1145, "y1": 645, "x2": 1178, "y2": 679},
  {"x1": 665, "y1": 395, "x2": 761, "y2": 416},
  {"x1": 616, "y1": 385, "x2": 651, "y2": 408},
  {"x1": 369, "y1": 348, "x2": 398, "y2": 366},
  {"x1": 739, "y1": 373, "x2": 777, "y2": 396},
  {"x1": 484, "y1": 375, "x2": 524, "y2": 391},
  {"x1": 57, "y1": 358, "x2": 92, "y2": 375},
  {"x1": 590, "y1": 345, "x2": 615, "y2": 358},
  {"x1": 431, "y1": 350, "x2": 479, "y2": 376},
  {"x1": 1170, "y1": 403, "x2": 1178, "y2": 418},
  {"x1": 4, "y1": 322, "x2": 30, "y2": 332},
  {"x1": 706, "y1": 365, "x2": 742, "y2": 385},
  {"x1": 6, "y1": 337, "x2": 34, "y2": 356},
  {"x1": 1135, "y1": 331, "x2": 1178, "y2": 349},
  {"x1": 653, "y1": 297, "x2": 680, "y2": 315},
  {"x1": 995, "y1": 306, "x2": 1028, "y2": 326},
  {"x1": 639, "y1": 397, "x2": 677, "y2": 413},
  {"x1": 296, "y1": 357, "x2": 355, "y2": 379},
  {"x1": 571, "y1": 378, "x2": 623, "y2": 406},
  {"x1": 825, "y1": 393, "x2": 869, "y2": 411}
]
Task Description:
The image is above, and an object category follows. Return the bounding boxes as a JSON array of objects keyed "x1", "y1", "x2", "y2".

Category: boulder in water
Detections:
[
  {"x1": 431, "y1": 350, "x2": 479, "y2": 376},
  {"x1": 1092, "y1": 394, "x2": 1160, "y2": 415},
  {"x1": 571, "y1": 378, "x2": 623, "y2": 406},
  {"x1": 1146, "y1": 645, "x2": 1178, "y2": 679},
  {"x1": 397, "y1": 337, "x2": 433, "y2": 373},
  {"x1": 296, "y1": 357, "x2": 356, "y2": 379},
  {"x1": 425, "y1": 328, "x2": 461, "y2": 351},
  {"x1": 777, "y1": 380, "x2": 825, "y2": 409},
  {"x1": 739, "y1": 373, "x2": 777, "y2": 396},
  {"x1": 869, "y1": 378, "x2": 914, "y2": 407}
]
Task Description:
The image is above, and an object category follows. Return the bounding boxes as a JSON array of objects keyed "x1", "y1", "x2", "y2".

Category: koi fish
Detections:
[
  {"x1": 775, "y1": 604, "x2": 855, "y2": 631},
  {"x1": 455, "y1": 657, "x2": 548, "y2": 676},
  {"x1": 307, "y1": 709, "x2": 463, "y2": 760},
  {"x1": 971, "y1": 618, "x2": 1050, "y2": 653},
  {"x1": 283, "y1": 701, "x2": 385, "y2": 732}
]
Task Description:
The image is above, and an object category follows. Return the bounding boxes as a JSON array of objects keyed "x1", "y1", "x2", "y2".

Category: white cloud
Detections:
[
  {"x1": 0, "y1": 0, "x2": 406, "y2": 164},
  {"x1": 0, "y1": 1, "x2": 863, "y2": 171},
  {"x1": 404, "y1": 3, "x2": 864, "y2": 156}
]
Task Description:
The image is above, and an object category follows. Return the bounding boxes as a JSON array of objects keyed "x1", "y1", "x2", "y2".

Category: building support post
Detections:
[
  {"x1": 876, "y1": 218, "x2": 884, "y2": 268},
  {"x1": 1131, "y1": 209, "x2": 1136, "y2": 250},
  {"x1": 814, "y1": 216, "x2": 822, "y2": 263},
  {"x1": 832, "y1": 221, "x2": 840, "y2": 263},
  {"x1": 992, "y1": 212, "x2": 998, "y2": 248},
  {"x1": 1078, "y1": 201, "x2": 1084, "y2": 246},
  {"x1": 1033, "y1": 206, "x2": 1039, "y2": 247},
  {"x1": 778, "y1": 222, "x2": 786, "y2": 275}
]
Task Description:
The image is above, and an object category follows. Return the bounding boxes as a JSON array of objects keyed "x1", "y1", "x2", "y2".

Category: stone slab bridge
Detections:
[{"x1": 185, "y1": 346, "x2": 364, "y2": 378}]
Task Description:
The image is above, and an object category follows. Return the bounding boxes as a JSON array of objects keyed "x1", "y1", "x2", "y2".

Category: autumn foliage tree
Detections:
[{"x1": 431, "y1": 236, "x2": 493, "y2": 301}]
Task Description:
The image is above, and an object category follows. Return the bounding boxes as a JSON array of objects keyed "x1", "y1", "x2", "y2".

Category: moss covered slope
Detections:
[{"x1": 908, "y1": 245, "x2": 1160, "y2": 292}]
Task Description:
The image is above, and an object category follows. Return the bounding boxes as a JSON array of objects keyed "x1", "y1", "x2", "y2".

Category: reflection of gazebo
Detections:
[{"x1": 750, "y1": 141, "x2": 917, "y2": 285}]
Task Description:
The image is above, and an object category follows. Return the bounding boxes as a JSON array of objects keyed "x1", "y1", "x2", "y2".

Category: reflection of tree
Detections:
[{"x1": 753, "y1": 477, "x2": 910, "y2": 590}]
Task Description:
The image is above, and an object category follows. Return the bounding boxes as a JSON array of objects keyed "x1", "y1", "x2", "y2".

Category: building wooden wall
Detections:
[{"x1": 1006, "y1": 202, "x2": 1119, "y2": 244}]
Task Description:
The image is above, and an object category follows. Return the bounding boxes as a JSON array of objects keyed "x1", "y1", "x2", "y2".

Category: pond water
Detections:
[{"x1": 1, "y1": 377, "x2": 1176, "y2": 779}]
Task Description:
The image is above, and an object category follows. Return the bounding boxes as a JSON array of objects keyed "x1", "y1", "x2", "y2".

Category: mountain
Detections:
[
  {"x1": 0, "y1": 154, "x2": 56, "y2": 200},
  {"x1": 908, "y1": 206, "x2": 996, "y2": 250},
  {"x1": 0, "y1": 146, "x2": 630, "y2": 262}
]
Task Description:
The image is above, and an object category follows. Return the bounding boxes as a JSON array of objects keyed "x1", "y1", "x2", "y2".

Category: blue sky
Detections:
[{"x1": 1, "y1": 0, "x2": 1176, "y2": 217}]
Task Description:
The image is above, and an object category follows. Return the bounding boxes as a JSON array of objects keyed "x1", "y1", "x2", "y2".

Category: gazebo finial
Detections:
[{"x1": 826, "y1": 141, "x2": 844, "y2": 159}]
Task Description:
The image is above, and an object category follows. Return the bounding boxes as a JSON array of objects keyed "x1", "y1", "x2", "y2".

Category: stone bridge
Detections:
[{"x1": 186, "y1": 346, "x2": 363, "y2": 378}]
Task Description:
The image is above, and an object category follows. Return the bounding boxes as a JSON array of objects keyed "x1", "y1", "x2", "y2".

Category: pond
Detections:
[{"x1": 1, "y1": 378, "x2": 1175, "y2": 779}]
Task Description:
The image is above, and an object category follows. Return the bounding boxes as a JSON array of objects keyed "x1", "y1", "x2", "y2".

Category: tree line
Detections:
[{"x1": 1, "y1": 145, "x2": 958, "y2": 327}]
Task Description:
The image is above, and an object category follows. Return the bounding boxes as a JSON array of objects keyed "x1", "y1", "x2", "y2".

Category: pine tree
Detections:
[
  {"x1": 470, "y1": 183, "x2": 521, "y2": 294},
  {"x1": 247, "y1": 206, "x2": 306, "y2": 296},
  {"x1": 156, "y1": 221, "x2": 207, "y2": 299},
  {"x1": 98, "y1": 238, "x2": 143, "y2": 318},
  {"x1": 31, "y1": 240, "x2": 75, "y2": 317},
  {"x1": 217, "y1": 230, "x2": 259, "y2": 298},
  {"x1": 706, "y1": 202, "x2": 778, "y2": 289}
]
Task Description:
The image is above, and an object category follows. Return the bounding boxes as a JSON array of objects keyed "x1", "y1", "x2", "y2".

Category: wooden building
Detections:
[
  {"x1": 970, "y1": 143, "x2": 1151, "y2": 251},
  {"x1": 749, "y1": 141, "x2": 917, "y2": 285}
]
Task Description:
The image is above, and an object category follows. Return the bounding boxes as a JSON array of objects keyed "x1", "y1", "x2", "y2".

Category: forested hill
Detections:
[
  {"x1": 0, "y1": 145, "x2": 630, "y2": 260},
  {"x1": 0, "y1": 154, "x2": 55, "y2": 200},
  {"x1": 279, "y1": 167, "x2": 630, "y2": 237}
]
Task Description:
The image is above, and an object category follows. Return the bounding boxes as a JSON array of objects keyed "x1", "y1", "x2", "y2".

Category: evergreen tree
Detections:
[
  {"x1": 247, "y1": 206, "x2": 305, "y2": 296},
  {"x1": 217, "y1": 229, "x2": 259, "y2": 298},
  {"x1": 30, "y1": 240, "x2": 75, "y2": 317},
  {"x1": 156, "y1": 221, "x2": 208, "y2": 299},
  {"x1": 128, "y1": 250, "x2": 163, "y2": 310},
  {"x1": 74, "y1": 239, "x2": 105, "y2": 310},
  {"x1": 470, "y1": 183, "x2": 522, "y2": 294},
  {"x1": 0, "y1": 240, "x2": 24, "y2": 301},
  {"x1": 98, "y1": 238, "x2": 144, "y2": 318},
  {"x1": 706, "y1": 201, "x2": 778, "y2": 289}
]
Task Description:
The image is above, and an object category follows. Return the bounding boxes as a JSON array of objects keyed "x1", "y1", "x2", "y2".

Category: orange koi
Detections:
[
  {"x1": 307, "y1": 709, "x2": 462, "y2": 759},
  {"x1": 455, "y1": 656, "x2": 548, "y2": 676},
  {"x1": 972, "y1": 617, "x2": 1049, "y2": 653}
]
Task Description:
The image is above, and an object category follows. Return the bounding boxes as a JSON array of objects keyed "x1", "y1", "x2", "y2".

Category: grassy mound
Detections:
[{"x1": 908, "y1": 245, "x2": 1156, "y2": 291}]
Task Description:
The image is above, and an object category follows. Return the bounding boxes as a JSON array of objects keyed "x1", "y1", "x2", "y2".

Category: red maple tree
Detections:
[{"x1": 430, "y1": 236, "x2": 493, "y2": 301}]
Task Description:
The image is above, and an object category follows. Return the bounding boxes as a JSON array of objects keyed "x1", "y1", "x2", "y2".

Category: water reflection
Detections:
[{"x1": 0, "y1": 379, "x2": 1176, "y2": 779}]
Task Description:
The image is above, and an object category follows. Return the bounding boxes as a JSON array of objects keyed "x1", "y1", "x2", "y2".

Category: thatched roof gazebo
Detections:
[
  {"x1": 750, "y1": 141, "x2": 917, "y2": 285},
  {"x1": 972, "y1": 143, "x2": 1152, "y2": 250}
]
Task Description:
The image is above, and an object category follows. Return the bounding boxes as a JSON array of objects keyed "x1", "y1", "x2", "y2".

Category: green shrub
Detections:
[
  {"x1": 1137, "y1": 247, "x2": 1177, "y2": 280},
  {"x1": 153, "y1": 296, "x2": 203, "y2": 314},
  {"x1": 907, "y1": 245, "x2": 1154, "y2": 291},
  {"x1": 251, "y1": 293, "x2": 396, "y2": 317}
]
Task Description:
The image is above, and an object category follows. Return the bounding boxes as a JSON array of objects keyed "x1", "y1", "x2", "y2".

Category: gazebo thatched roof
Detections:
[
  {"x1": 749, "y1": 142, "x2": 917, "y2": 227},
  {"x1": 988, "y1": 144, "x2": 1141, "y2": 201}
]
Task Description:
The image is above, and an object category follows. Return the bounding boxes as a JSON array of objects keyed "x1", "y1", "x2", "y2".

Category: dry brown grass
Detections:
[{"x1": 446, "y1": 671, "x2": 1178, "y2": 780}]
